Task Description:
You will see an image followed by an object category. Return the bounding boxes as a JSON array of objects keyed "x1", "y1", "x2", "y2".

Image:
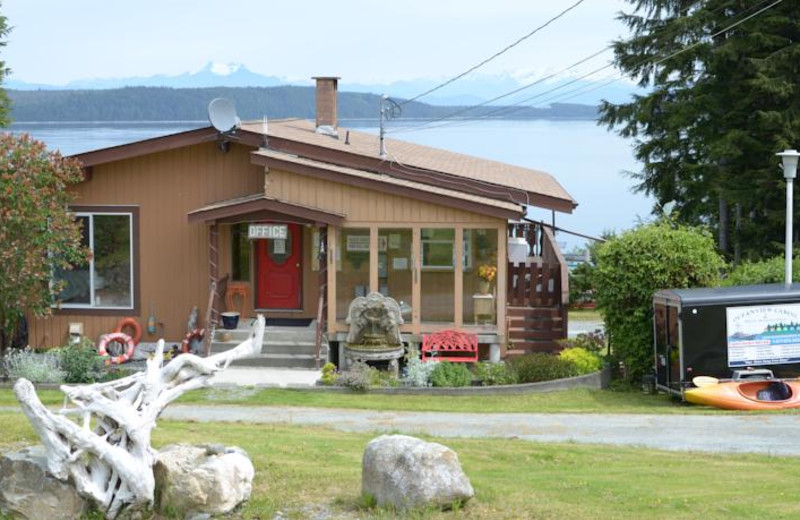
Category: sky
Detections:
[{"x1": 4, "y1": 0, "x2": 632, "y2": 85}]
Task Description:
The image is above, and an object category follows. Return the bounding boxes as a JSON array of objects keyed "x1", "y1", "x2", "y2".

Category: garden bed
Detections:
[{"x1": 298, "y1": 366, "x2": 610, "y2": 395}]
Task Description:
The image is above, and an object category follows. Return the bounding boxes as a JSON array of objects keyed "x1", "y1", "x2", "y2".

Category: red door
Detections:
[{"x1": 256, "y1": 223, "x2": 302, "y2": 309}]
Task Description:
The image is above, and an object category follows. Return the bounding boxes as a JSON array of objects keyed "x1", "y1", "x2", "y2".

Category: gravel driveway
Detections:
[{"x1": 160, "y1": 405, "x2": 800, "y2": 456}]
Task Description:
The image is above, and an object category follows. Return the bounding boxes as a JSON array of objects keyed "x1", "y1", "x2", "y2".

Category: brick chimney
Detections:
[{"x1": 313, "y1": 76, "x2": 340, "y2": 137}]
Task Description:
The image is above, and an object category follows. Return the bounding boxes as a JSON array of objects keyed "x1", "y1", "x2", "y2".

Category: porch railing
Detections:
[{"x1": 506, "y1": 222, "x2": 569, "y2": 354}]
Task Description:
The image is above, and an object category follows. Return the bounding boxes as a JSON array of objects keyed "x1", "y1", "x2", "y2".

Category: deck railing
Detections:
[{"x1": 505, "y1": 222, "x2": 569, "y2": 354}]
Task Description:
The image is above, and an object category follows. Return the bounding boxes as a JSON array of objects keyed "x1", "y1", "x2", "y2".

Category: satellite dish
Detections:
[{"x1": 208, "y1": 98, "x2": 238, "y2": 133}]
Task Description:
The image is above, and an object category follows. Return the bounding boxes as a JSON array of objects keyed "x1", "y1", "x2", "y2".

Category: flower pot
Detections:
[
  {"x1": 478, "y1": 280, "x2": 491, "y2": 294},
  {"x1": 221, "y1": 311, "x2": 240, "y2": 330}
]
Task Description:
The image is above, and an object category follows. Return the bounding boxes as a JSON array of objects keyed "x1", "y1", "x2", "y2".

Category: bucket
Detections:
[{"x1": 221, "y1": 311, "x2": 240, "y2": 330}]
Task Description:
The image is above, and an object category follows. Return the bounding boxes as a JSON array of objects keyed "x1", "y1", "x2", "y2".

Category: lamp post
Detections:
[{"x1": 777, "y1": 149, "x2": 800, "y2": 285}]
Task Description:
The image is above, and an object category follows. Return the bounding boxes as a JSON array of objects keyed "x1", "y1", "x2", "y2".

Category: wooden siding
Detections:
[
  {"x1": 29, "y1": 142, "x2": 264, "y2": 347},
  {"x1": 266, "y1": 169, "x2": 494, "y2": 223}
]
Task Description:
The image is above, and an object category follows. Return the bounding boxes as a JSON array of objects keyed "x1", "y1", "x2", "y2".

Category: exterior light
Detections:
[{"x1": 777, "y1": 149, "x2": 800, "y2": 285}]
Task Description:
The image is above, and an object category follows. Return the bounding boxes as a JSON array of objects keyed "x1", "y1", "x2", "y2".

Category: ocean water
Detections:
[{"x1": 9, "y1": 119, "x2": 651, "y2": 249}]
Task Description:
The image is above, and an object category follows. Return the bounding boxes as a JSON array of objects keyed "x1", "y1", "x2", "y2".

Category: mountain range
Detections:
[{"x1": 6, "y1": 61, "x2": 637, "y2": 107}]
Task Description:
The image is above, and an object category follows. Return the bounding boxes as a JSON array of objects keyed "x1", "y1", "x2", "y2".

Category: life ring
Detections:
[
  {"x1": 98, "y1": 332, "x2": 135, "y2": 365},
  {"x1": 181, "y1": 328, "x2": 206, "y2": 354},
  {"x1": 114, "y1": 318, "x2": 142, "y2": 345}
]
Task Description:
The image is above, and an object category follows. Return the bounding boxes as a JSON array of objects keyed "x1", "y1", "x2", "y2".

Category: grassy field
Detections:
[
  {"x1": 1, "y1": 411, "x2": 799, "y2": 519},
  {"x1": 567, "y1": 309, "x2": 603, "y2": 323},
  {"x1": 2, "y1": 386, "x2": 798, "y2": 414}
]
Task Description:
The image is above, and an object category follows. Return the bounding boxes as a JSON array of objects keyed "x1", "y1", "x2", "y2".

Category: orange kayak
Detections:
[{"x1": 684, "y1": 380, "x2": 800, "y2": 410}]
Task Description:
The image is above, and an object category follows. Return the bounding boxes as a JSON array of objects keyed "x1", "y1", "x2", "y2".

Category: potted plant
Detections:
[{"x1": 477, "y1": 264, "x2": 497, "y2": 294}]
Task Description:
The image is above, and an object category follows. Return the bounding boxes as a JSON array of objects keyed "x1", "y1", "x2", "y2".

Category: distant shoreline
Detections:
[{"x1": 7, "y1": 86, "x2": 600, "y2": 123}]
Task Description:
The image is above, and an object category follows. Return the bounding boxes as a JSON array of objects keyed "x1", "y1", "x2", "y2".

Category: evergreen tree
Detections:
[{"x1": 600, "y1": 0, "x2": 800, "y2": 261}]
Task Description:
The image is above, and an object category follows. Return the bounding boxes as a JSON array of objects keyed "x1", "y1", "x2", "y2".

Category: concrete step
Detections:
[
  {"x1": 210, "y1": 339, "x2": 320, "y2": 356},
  {"x1": 228, "y1": 353, "x2": 322, "y2": 369},
  {"x1": 214, "y1": 326, "x2": 317, "y2": 344}
]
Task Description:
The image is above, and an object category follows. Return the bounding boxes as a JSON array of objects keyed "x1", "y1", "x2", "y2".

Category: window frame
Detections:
[{"x1": 55, "y1": 206, "x2": 140, "y2": 316}]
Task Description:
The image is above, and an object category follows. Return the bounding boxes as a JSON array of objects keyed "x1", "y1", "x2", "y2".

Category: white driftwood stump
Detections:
[{"x1": 14, "y1": 315, "x2": 265, "y2": 519}]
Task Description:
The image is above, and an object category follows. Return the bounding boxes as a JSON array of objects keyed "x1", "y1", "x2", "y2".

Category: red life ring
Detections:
[
  {"x1": 114, "y1": 318, "x2": 142, "y2": 345},
  {"x1": 98, "y1": 332, "x2": 136, "y2": 365},
  {"x1": 181, "y1": 328, "x2": 206, "y2": 354}
]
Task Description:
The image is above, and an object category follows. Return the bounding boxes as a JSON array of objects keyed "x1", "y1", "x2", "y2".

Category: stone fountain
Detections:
[{"x1": 344, "y1": 292, "x2": 405, "y2": 375}]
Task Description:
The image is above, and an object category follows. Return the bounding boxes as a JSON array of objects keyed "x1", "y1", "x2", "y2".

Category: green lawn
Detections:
[
  {"x1": 1, "y1": 411, "x2": 799, "y2": 519},
  {"x1": 2, "y1": 386, "x2": 797, "y2": 414},
  {"x1": 568, "y1": 309, "x2": 603, "y2": 323}
]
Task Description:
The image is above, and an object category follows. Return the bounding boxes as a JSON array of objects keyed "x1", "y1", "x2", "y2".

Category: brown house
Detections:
[{"x1": 31, "y1": 77, "x2": 577, "y2": 366}]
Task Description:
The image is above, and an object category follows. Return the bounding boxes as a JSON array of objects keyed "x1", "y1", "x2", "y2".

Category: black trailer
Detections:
[{"x1": 653, "y1": 284, "x2": 800, "y2": 398}]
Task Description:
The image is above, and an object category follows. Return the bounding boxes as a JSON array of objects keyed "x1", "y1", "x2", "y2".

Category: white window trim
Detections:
[
  {"x1": 421, "y1": 232, "x2": 472, "y2": 271},
  {"x1": 58, "y1": 212, "x2": 135, "y2": 310}
]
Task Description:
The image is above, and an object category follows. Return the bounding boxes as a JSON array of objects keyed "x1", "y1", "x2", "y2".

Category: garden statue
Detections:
[
  {"x1": 13, "y1": 315, "x2": 265, "y2": 519},
  {"x1": 344, "y1": 292, "x2": 404, "y2": 374}
]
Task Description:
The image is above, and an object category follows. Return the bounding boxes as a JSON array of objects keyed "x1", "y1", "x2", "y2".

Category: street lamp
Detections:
[{"x1": 777, "y1": 149, "x2": 800, "y2": 285}]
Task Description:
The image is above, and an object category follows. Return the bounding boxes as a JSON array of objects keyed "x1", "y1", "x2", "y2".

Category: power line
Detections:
[
  {"x1": 388, "y1": 47, "x2": 612, "y2": 134},
  {"x1": 390, "y1": 0, "x2": 784, "y2": 134},
  {"x1": 398, "y1": 0, "x2": 589, "y2": 107}
]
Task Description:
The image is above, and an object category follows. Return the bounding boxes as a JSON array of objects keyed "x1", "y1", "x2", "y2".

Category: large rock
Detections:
[
  {"x1": 362, "y1": 435, "x2": 474, "y2": 510},
  {"x1": 0, "y1": 445, "x2": 89, "y2": 520},
  {"x1": 154, "y1": 443, "x2": 254, "y2": 516}
]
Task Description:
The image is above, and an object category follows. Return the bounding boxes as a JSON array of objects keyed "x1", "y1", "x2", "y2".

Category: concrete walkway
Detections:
[{"x1": 160, "y1": 405, "x2": 800, "y2": 457}]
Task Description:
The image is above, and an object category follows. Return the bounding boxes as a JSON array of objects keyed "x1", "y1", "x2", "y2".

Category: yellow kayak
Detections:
[{"x1": 685, "y1": 379, "x2": 800, "y2": 410}]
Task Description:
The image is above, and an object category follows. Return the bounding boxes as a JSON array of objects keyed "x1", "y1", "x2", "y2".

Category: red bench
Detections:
[{"x1": 421, "y1": 330, "x2": 478, "y2": 363}]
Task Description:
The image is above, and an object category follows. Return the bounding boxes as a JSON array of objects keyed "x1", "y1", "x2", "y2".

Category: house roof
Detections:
[
  {"x1": 251, "y1": 148, "x2": 524, "y2": 220},
  {"x1": 71, "y1": 118, "x2": 576, "y2": 215},
  {"x1": 240, "y1": 119, "x2": 576, "y2": 212},
  {"x1": 188, "y1": 193, "x2": 346, "y2": 226}
]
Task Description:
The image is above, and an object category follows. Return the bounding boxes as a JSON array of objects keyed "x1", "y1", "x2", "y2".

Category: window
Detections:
[
  {"x1": 231, "y1": 223, "x2": 251, "y2": 281},
  {"x1": 55, "y1": 211, "x2": 135, "y2": 309},
  {"x1": 421, "y1": 228, "x2": 471, "y2": 270},
  {"x1": 336, "y1": 228, "x2": 371, "y2": 319}
]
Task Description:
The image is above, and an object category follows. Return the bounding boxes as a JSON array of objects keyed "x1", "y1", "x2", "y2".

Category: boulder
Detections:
[
  {"x1": 154, "y1": 443, "x2": 254, "y2": 516},
  {"x1": 0, "y1": 445, "x2": 89, "y2": 520},
  {"x1": 362, "y1": 435, "x2": 474, "y2": 510}
]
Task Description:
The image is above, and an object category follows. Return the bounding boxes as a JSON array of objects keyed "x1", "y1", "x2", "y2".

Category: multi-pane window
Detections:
[{"x1": 55, "y1": 212, "x2": 134, "y2": 309}]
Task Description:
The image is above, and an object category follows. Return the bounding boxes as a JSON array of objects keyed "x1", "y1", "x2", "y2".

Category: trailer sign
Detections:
[{"x1": 726, "y1": 303, "x2": 800, "y2": 367}]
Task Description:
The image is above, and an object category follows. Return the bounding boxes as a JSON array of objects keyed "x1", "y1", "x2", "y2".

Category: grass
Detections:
[
  {"x1": 568, "y1": 308, "x2": 603, "y2": 323},
  {"x1": 1, "y1": 410, "x2": 799, "y2": 519},
  {"x1": 2, "y1": 386, "x2": 798, "y2": 414}
]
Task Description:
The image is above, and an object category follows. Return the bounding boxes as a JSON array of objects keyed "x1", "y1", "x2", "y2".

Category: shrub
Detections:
[
  {"x1": 430, "y1": 362, "x2": 472, "y2": 387},
  {"x1": 559, "y1": 347, "x2": 602, "y2": 375},
  {"x1": 336, "y1": 361, "x2": 373, "y2": 391},
  {"x1": 558, "y1": 331, "x2": 606, "y2": 354},
  {"x1": 320, "y1": 362, "x2": 338, "y2": 386},
  {"x1": 3, "y1": 347, "x2": 66, "y2": 384},
  {"x1": 593, "y1": 221, "x2": 724, "y2": 382},
  {"x1": 58, "y1": 337, "x2": 106, "y2": 384},
  {"x1": 723, "y1": 255, "x2": 800, "y2": 286},
  {"x1": 473, "y1": 361, "x2": 515, "y2": 386},
  {"x1": 506, "y1": 353, "x2": 579, "y2": 383},
  {"x1": 402, "y1": 355, "x2": 436, "y2": 387}
]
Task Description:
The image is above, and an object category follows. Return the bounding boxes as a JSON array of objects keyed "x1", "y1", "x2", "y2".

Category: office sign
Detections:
[{"x1": 248, "y1": 224, "x2": 288, "y2": 240}]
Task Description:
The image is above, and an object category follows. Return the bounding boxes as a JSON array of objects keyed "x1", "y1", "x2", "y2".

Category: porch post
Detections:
[{"x1": 209, "y1": 223, "x2": 219, "y2": 324}]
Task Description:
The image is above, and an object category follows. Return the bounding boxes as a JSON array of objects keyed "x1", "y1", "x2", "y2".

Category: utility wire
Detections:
[
  {"x1": 390, "y1": 0, "x2": 784, "y2": 135},
  {"x1": 398, "y1": 0, "x2": 589, "y2": 107},
  {"x1": 387, "y1": 47, "x2": 612, "y2": 134}
]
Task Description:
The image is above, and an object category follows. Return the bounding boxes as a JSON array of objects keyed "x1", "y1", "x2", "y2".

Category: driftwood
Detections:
[{"x1": 14, "y1": 315, "x2": 265, "y2": 519}]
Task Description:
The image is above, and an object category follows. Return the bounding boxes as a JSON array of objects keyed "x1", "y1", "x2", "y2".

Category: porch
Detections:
[{"x1": 191, "y1": 197, "x2": 568, "y2": 369}]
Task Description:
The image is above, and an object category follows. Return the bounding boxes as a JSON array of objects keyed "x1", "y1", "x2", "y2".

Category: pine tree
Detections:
[{"x1": 600, "y1": 0, "x2": 800, "y2": 260}]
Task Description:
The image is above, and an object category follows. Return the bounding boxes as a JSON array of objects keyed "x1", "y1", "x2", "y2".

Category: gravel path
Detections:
[{"x1": 158, "y1": 405, "x2": 800, "y2": 457}]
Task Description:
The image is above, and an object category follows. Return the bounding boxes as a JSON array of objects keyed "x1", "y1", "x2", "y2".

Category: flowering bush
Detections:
[{"x1": 477, "y1": 264, "x2": 497, "y2": 283}]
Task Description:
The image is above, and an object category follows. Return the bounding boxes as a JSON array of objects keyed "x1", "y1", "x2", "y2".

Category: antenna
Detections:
[
  {"x1": 379, "y1": 95, "x2": 401, "y2": 159},
  {"x1": 208, "y1": 98, "x2": 239, "y2": 134}
]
